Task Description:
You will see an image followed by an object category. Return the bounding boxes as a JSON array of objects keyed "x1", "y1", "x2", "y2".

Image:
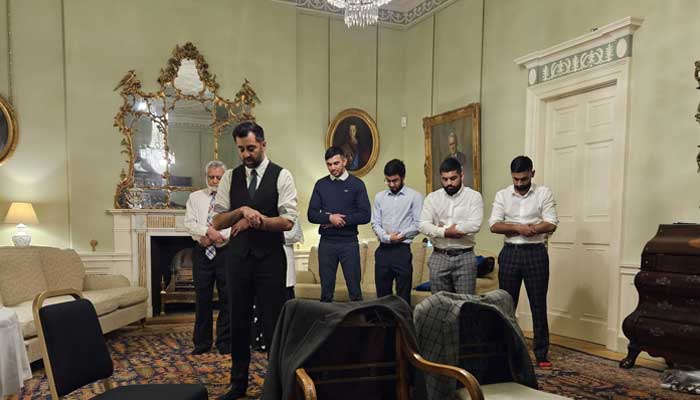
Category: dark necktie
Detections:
[{"x1": 248, "y1": 169, "x2": 258, "y2": 198}]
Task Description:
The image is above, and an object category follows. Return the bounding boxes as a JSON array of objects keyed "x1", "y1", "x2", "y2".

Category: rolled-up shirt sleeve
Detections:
[
  {"x1": 419, "y1": 194, "x2": 445, "y2": 239},
  {"x1": 488, "y1": 191, "x2": 506, "y2": 228},
  {"x1": 277, "y1": 169, "x2": 298, "y2": 223},
  {"x1": 541, "y1": 187, "x2": 559, "y2": 226},
  {"x1": 213, "y1": 169, "x2": 232, "y2": 214},
  {"x1": 456, "y1": 192, "x2": 483, "y2": 235}
]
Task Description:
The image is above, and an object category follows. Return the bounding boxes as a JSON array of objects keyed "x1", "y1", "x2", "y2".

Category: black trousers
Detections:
[
  {"x1": 318, "y1": 238, "x2": 362, "y2": 302},
  {"x1": 374, "y1": 243, "x2": 412, "y2": 305},
  {"x1": 192, "y1": 245, "x2": 230, "y2": 352},
  {"x1": 498, "y1": 243, "x2": 550, "y2": 360},
  {"x1": 227, "y1": 246, "x2": 286, "y2": 387}
]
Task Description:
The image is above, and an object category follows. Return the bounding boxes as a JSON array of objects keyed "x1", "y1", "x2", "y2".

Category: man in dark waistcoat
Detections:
[{"x1": 212, "y1": 121, "x2": 298, "y2": 400}]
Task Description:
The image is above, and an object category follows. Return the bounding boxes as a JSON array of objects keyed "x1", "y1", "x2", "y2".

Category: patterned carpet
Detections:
[{"x1": 18, "y1": 325, "x2": 695, "y2": 399}]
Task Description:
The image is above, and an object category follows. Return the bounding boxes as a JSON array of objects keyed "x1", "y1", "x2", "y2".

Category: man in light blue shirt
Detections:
[{"x1": 371, "y1": 159, "x2": 423, "y2": 305}]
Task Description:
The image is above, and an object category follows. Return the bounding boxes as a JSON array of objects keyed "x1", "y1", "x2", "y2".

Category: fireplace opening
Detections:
[{"x1": 150, "y1": 236, "x2": 222, "y2": 316}]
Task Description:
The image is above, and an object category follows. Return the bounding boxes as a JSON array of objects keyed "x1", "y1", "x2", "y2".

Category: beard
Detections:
[
  {"x1": 444, "y1": 184, "x2": 461, "y2": 196},
  {"x1": 515, "y1": 183, "x2": 531, "y2": 192},
  {"x1": 243, "y1": 155, "x2": 262, "y2": 168},
  {"x1": 390, "y1": 183, "x2": 404, "y2": 194}
]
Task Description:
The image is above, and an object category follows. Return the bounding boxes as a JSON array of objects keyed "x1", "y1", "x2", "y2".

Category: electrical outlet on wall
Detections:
[{"x1": 401, "y1": 116, "x2": 407, "y2": 128}]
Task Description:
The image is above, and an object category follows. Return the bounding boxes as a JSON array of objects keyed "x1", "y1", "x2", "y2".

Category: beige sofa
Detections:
[
  {"x1": 296, "y1": 241, "x2": 498, "y2": 306},
  {"x1": 0, "y1": 246, "x2": 148, "y2": 362}
]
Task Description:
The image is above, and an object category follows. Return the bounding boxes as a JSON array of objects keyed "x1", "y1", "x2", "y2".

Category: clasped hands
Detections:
[
  {"x1": 505, "y1": 224, "x2": 539, "y2": 237},
  {"x1": 321, "y1": 213, "x2": 346, "y2": 229},
  {"x1": 198, "y1": 226, "x2": 225, "y2": 247},
  {"x1": 437, "y1": 223, "x2": 465, "y2": 239},
  {"x1": 228, "y1": 206, "x2": 265, "y2": 237}
]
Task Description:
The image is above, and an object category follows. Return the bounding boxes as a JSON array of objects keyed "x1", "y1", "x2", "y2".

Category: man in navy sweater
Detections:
[{"x1": 308, "y1": 146, "x2": 371, "y2": 302}]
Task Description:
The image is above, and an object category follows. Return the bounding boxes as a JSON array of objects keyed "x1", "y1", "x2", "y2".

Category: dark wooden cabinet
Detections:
[{"x1": 621, "y1": 224, "x2": 700, "y2": 368}]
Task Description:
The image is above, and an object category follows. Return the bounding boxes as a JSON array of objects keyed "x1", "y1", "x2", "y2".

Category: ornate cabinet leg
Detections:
[{"x1": 619, "y1": 343, "x2": 641, "y2": 368}]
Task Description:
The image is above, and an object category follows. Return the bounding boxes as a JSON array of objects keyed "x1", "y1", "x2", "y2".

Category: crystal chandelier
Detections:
[{"x1": 327, "y1": 0, "x2": 393, "y2": 28}]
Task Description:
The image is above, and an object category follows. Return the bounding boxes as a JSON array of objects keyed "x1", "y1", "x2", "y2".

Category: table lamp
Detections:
[{"x1": 4, "y1": 202, "x2": 39, "y2": 247}]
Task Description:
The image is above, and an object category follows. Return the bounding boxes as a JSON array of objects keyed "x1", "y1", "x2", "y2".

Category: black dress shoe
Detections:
[
  {"x1": 218, "y1": 386, "x2": 247, "y2": 399},
  {"x1": 217, "y1": 346, "x2": 231, "y2": 355},
  {"x1": 190, "y1": 346, "x2": 210, "y2": 355}
]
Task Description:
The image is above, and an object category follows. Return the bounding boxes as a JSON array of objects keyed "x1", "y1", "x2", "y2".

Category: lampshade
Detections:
[{"x1": 4, "y1": 202, "x2": 39, "y2": 225}]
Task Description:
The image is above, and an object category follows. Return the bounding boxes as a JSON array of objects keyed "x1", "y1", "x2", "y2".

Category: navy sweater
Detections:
[{"x1": 307, "y1": 174, "x2": 371, "y2": 241}]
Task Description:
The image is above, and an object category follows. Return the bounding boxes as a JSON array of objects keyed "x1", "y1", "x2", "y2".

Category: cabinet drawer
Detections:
[
  {"x1": 643, "y1": 254, "x2": 700, "y2": 274},
  {"x1": 636, "y1": 271, "x2": 700, "y2": 297},
  {"x1": 638, "y1": 294, "x2": 700, "y2": 325},
  {"x1": 637, "y1": 318, "x2": 700, "y2": 351}
]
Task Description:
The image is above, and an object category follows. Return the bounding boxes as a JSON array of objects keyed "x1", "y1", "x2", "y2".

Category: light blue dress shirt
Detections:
[{"x1": 371, "y1": 185, "x2": 424, "y2": 244}]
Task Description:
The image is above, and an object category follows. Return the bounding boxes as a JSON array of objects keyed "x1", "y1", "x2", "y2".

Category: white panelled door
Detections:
[{"x1": 542, "y1": 83, "x2": 622, "y2": 344}]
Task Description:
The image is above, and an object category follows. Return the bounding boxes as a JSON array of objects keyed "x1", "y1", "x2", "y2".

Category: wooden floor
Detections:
[{"x1": 522, "y1": 330, "x2": 667, "y2": 371}]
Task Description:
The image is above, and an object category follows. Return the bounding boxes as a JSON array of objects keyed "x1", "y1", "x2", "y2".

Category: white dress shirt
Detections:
[
  {"x1": 213, "y1": 157, "x2": 298, "y2": 223},
  {"x1": 283, "y1": 221, "x2": 304, "y2": 287},
  {"x1": 184, "y1": 188, "x2": 231, "y2": 247},
  {"x1": 330, "y1": 170, "x2": 349, "y2": 181},
  {"x1": 488, "y1": 183, "x2": 559, "y2": 244},
  {"x1": 419, "y1": 186, "x2": 483, "y2": 249}
]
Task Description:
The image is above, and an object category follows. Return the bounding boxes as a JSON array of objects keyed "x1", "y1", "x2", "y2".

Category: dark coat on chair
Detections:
[{"x1": 262, "y1": 296, "x2": 417, "y2": 400}]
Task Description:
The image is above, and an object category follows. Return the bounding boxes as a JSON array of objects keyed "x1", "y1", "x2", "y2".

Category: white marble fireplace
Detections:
[{"x1": 106, "y1": 209, "x2": 190, "y2": 317}]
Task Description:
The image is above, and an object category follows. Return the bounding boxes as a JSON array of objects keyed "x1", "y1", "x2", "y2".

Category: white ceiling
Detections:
[{"x1": 382, "y1": 0, "x2": 422, "y2": 12}]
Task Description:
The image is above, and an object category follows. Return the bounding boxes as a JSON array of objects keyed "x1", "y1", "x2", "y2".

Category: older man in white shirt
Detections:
[
  {"x1": 489, "y1": 155, "x2": 558, "y2": 368},
  {"x1": 420, "y1": 157, "x2": 483, "y2": 295},
  {"x1": 184, "y1": 160, "x2": 231, "y2": 355}
]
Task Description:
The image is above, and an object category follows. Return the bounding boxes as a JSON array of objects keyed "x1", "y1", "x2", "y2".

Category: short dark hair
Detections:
[
  {"x1": 233, "y1": 121, "x2": 264, "y2": 142},
  {"x1": 439, "y1": 157, "x2": 462, "y2": 174},
  {"x1": 510, "y1": 155, "x2": 533, "y2": 173},
  {"x1": 324, "y1": 146, "x2": 345, "y2": 160},
  {"x1": 384, "y1": 159, "x2": 406, "y2": 177}
]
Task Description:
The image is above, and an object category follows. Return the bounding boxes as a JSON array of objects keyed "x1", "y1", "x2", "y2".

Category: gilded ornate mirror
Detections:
[
  {"x1": 113, "y1": 42, "x2": 259, "y2": 209},
  {"x1": 0, "y1": 94, "x2": 18, "y2": 166}
]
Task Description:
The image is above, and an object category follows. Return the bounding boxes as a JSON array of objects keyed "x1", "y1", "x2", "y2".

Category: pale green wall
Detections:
[
  {"x1": 480, "y1": 0, "x2": 700, "y2": 262},
  {"x1": 2, "y1": 0, "x2": 699, "y2": 261},
  {"x1": 0, "y1": 0, "x2": 69, "y2": 248}
]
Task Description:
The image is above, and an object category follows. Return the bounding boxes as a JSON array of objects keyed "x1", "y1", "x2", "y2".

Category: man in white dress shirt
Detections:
[
  {"x1": 489, "y1": 155, "x2": 558, "y2": 368},
  {"x1": 419, "y1": 157, "x2": 483, "y2": 294},
  {"x1": 184, "y1": 160, "x2": 231, "y2": 355}
]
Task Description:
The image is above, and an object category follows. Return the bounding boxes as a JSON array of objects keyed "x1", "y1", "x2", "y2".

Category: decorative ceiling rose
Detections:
[{"x1": 327, "y1": 0, "x2": 393, "y2": 27}]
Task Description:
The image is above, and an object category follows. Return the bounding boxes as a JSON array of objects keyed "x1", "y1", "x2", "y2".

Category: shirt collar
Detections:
[
  {"x1": 330, "y1": 170, "x2": 349, "y2": 181},
  {"x1": 206, "y1": 186, "x2": 217, "y2": 196},
  {"x1": 388, "y1": 185, "x2": 407, "y2": 196},
  {"x1": 245, "y1": 157, "x2": 269, "y2": 178},
  {"x1": 510, "y1": 182, "x2": 536, "y2": 197}
]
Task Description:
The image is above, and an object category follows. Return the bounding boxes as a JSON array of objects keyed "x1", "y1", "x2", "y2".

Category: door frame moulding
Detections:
[{"x1": 514, "y1": 16, "x2": 643, "y2": 351}]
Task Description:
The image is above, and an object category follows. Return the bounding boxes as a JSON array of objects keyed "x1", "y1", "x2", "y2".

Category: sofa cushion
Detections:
[
  {"x1": 12, "y1": 295, "x2": 119, "y2": 339},
  {"x1": 0, "y1": 247, "x2": 49, "y2": 306},
  {"x1": 40, "y1": 247, "x2": 85, "y2": 292},
  {"x1": 84, "y1": 287, "x2": 148, "y2": 309},
  {"x1": 456, "y1": 382, "x2": 572, "y2": 399}
]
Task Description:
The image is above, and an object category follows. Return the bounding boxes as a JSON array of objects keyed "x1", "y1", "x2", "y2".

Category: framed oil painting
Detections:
[
  {"x1": 0, "y1": 94, "x2": 18, "y2": 166},
  {"x1": 326, "y1": 108, "x2": 379, "y2": 177},
  {"x1": 423, "y1": 103, "x2": 481, "y2": 193}
]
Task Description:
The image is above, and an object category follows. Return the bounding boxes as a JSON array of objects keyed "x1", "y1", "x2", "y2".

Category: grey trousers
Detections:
[{"x1": 428, "y1": 250, "x2": 477, "y2": 295}]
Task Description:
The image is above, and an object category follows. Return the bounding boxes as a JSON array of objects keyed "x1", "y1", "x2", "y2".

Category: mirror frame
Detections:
[
  {"x1": 113, "y1": 42, "x2": 259, "y2": 209},
  {"x1": 0, "y1": 94, "x2": 19, "y2": 166}
]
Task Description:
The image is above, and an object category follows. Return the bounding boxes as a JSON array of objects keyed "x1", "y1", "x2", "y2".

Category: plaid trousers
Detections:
[
  {"x1": 428, "y1": 250, "x2": 477, "y2": 295},
  {"x1": 498, "y1": 243, "x2": 549, "y2": 360}
]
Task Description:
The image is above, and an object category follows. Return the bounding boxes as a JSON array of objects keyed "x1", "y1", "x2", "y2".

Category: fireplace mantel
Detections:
[{"x1": 107, "y1": 208, "x2": 190, "y2": 317}]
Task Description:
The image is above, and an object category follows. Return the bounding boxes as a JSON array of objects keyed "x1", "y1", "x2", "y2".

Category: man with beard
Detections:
[
  {"x1": 370, "y1": 159, "x2": 423, "y2": 305},
  {"x1": 489, "y1": 155, "x2": 558, "y2": 369},
  {"x1": 308, "y1": 146, "x2": 371, "y2": 302},
  {"x1": 419, "y1": 157, "x2": 483, "y2": 295},
  {"x1": 183, "y1": 160, "x2": 231, "y2": 355},
  {"x1": 212, "y1": 121, "x2": 298, "y2": 400}
]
